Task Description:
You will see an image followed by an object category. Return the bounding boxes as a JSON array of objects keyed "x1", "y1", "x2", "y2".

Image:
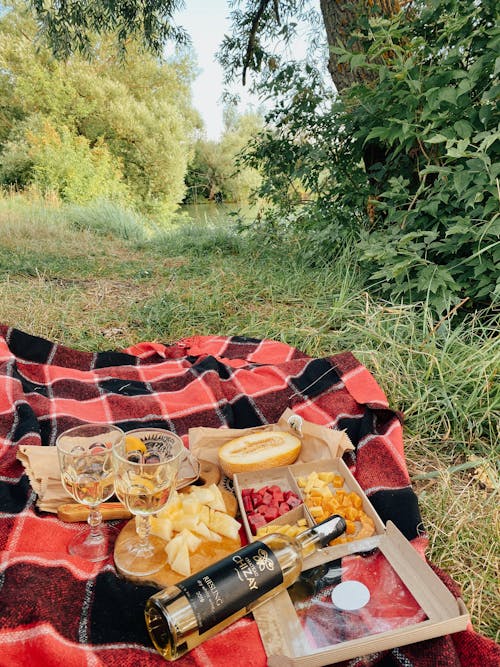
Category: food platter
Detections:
[
  {"x1": 115, "y1": 520, "x2": 241, "y2": 587},
  {"x1": 114, "y1": 459, "x2": 241, "y2": 586}
]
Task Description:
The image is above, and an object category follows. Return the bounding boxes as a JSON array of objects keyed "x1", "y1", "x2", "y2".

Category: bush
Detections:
[
  {"x1": 244, "y1": 0, "x2": 499, "y2": 313},
  {"x1": 333, "y1": 0, "x2": 500, "y2": 312},
  {"x1": 0, "y1": 116, "x2": 130, "y2": 205},
  {"x1": 241, "y1": 63, "x2": 369, "y2": 255}
]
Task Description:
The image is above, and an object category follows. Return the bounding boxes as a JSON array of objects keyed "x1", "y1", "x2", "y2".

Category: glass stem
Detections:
[
  {"x1": 87, "y1": 506, "x2": 103, "y2": 539},
  {"x1": 136, "y1": 514, "x2": 151, "y2": 548}
]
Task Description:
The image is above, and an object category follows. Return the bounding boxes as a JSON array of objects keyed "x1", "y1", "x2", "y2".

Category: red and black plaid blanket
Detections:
[{"x1": 0, "y1": 325, "x2": 498, "y2": 667}]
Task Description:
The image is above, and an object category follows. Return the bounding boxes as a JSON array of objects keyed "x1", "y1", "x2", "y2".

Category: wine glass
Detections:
[
  {"x1": 112, "y1": 428, "x2": 184, "y2": 577},
  {"x1": 56, "y1": 423, "x2": 124, "y2": 561}
]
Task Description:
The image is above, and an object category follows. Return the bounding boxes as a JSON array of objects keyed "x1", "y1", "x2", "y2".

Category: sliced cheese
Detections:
[
  {"x1": 178, "y1": 529, "x2": 202, "y2": 553},
  {"x1": 208, "y1": 509, "x2": 241, "y2": 541},
  {"x1": 205, "y1": 484, "x2": 226, "y2": 512},
  {"x1": 149, "y1": 516, "x2": 173, "y2": 542},
  {"x1": 166, "y1": 534, "x2": 191, "y2": 577}
]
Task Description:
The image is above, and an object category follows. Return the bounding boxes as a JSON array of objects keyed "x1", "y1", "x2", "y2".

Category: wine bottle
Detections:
[{"x1": 144, "y1": 514, "x2": 346, "y2": 660}]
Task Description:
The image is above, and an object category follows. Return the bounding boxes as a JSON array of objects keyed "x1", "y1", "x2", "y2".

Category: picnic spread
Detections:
[{"x1": 1, "y1": 324, "x2": 499, "y2": 667}]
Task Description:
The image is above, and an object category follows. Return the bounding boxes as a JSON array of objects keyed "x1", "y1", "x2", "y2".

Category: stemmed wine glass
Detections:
[
  {"x1": 112, "y1": 428, "x2": 184, "y2": 577},
  {"x1": 56, "y1": 423, "x2": 124, "y2": 561}
]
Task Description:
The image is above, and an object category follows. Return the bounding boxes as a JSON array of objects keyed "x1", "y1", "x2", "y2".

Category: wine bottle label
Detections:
[{"x1": 177, "y1": 541, "x2": 283, "y2": 634}]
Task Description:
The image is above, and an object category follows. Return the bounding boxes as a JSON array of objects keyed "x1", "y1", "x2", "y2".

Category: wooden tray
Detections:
[
  {"x1": 114, "y1": 460, "x2": 241, "y2": 586},
  {"x1": 115, "y1": 519, "x2": 241, "y2": 586}
]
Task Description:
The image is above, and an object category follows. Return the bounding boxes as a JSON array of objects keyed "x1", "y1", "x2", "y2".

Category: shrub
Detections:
[
  {"x1": 241, "y1": 63, "x2": 369, "y2": 255},
  {"x1": 333, "y1": 0, "x2": 500, "y2": 312},
  {"x1": 244, "y1": 0, "x2": 499, "y2": 312},
  {"x1": 0, "y1": 116, "x2": 130, "y2": 205}
]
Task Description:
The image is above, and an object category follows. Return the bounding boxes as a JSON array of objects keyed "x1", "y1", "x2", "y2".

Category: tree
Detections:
[
  {"x1": 184, "y1": 111, "x2": 262, "y2": 203},
  {"x1": 27, "y1": 0, "x2": 188, "y2": 59},
  {"x1": 26, "y1": 0, "x2": 395, "y2": 95},
  {"x1": 0, "y1": 2, "x2": 200, "y2": 216},
  {"x1": 235, "y1": 0, "x2": 500, "y2": 312},
  {"x1": 21, "y1": 0, "x2": 499, "y2": 310}
]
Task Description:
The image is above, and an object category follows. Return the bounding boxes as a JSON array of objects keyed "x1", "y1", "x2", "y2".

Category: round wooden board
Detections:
[
  {"x1": 114, "y1": 460, "x2": 240, "y2": 586},
  {"x1": 115, "y1": 518, "x2": 241, "y2": 587}
]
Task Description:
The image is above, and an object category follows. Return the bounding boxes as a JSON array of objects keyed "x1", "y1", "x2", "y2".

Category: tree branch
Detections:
[{"x1": 242, "y1": 0, "x2": 272, "y2": 86}]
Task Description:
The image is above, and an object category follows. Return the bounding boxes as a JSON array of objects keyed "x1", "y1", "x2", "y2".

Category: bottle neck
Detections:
[{"x1": 296, "y1": 515, "x2": 346, "y2": 552}]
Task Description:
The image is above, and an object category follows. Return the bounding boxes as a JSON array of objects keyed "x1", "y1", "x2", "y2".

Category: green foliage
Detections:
[
  {"x1": 27, "y1": 0, "x2": 187, "y2": 59},
  {"x1": 0, "y1": 116, "x2": 130, "y2": 203},
  {"x1": 218, "y1": 0, "x2": 319, "y2": 87},
  {"x1": 0, "y1": 3, "x2": 199, "y2": 217},
  {"x1": 242, "y1": 0, "x2": 499, "y2": 312},
  {"x1": 340, "y1": 0, "x2": 500, "y2": 312},
  {"x1": 185, "y1": 111, "x2": 263, "y2": 204},
  {"x1": 240, "y1": 62, "x2": 369, "y2": 253}
]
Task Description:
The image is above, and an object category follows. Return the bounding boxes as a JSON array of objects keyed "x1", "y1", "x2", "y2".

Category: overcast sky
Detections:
[
  {"x1": 174, "y1": 0, "x2": 319, "y2": 140},
  {"x1": 174, "y1": 0, "x2": 260, "y2": 140}
]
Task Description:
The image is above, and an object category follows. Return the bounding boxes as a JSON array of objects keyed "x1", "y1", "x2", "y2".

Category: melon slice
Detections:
[{"x1": 218, "y1": 430, "x2": 301, "y2": 477}]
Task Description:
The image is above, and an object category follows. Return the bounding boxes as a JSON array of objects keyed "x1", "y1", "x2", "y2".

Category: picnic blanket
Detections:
[{"x1": 0, "y1": 324, "x2": 498, "y2": 667}]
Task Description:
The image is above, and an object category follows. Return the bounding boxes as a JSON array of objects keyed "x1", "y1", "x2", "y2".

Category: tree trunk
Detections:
[
  {"x1": 319, "y1": 0, "x2": 401, "y2": 94},
  {"x1": 319, "y1": 0, "x2": 402, "y2": 220}
]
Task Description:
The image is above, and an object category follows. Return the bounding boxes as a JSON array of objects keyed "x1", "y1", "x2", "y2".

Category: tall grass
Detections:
[
  {"x1": 0, "y1": 194, "x2": 498, "y2": 641},
  {"x1": 64, "y1": 199, "x2": 152, "y2": 242}
]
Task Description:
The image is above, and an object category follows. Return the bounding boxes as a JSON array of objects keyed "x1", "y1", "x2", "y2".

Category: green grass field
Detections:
[{"x1": 1, "y1": 193, "x2": 498, "y2": 642}]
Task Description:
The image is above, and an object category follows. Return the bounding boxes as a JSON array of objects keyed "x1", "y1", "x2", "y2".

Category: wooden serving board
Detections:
[
  {"x1": 114, "y1": 460, "x2": 241, "y2": 586},
  {"x1": 115, "y1": 520, "x2": 241, "y2": 587}
]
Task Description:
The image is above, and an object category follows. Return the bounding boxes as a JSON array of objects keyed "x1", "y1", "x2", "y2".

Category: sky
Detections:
[
  {"x1": 173, "y1": 0, "x2": 319, "y2": 140},
  {"x1": 174, "y1": 0, "x2": 260, "y2": 140}
]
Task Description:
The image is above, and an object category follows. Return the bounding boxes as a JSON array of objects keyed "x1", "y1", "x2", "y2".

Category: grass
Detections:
[{"x1": 1, "y1": 193, "x2": 498, "y2": 642}]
